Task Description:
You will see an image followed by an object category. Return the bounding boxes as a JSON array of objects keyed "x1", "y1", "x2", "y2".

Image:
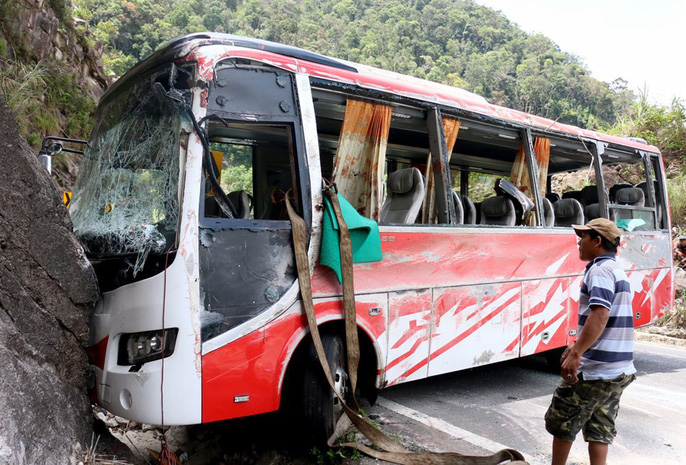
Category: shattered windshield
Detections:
[{"x1": 70, "y1": 65, "x2": 182, "y2": 275}]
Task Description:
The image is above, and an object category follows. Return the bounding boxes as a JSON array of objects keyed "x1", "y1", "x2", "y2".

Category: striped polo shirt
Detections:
[{"x1": 578, "y1": 253, "x2": 636, "y2": 380}]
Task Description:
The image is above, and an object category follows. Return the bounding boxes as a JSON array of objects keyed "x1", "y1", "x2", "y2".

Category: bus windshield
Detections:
[{"x1": 70, "y1": 65, "x2": 182, "y2": 274}]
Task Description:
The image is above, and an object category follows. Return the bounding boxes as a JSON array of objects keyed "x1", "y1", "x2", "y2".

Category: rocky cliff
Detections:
[
  {"x1": 1, "y1": 0, "x2": 112, "y2": 190},
  {"x1": 0, "y1": 93, "x2": 100, "y2": 464},
  {"x1": 0, "y1": 1, "x2": 105, "y2": 463},
  {"x1": 2, "y1": 0, "x2": 110, "y2": 100}
]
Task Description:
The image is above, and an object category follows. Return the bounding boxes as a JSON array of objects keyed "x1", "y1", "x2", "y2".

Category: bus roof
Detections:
[{"x1": 107, "y1": 33, "x2": 660, "y2": 154}]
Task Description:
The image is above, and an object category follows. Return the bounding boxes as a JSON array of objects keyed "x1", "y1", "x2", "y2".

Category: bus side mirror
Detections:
[
  {"x1": 36, "y1": 136, "x2": 88, "y2": 175},
  {"x1": 38, "y1": 142, "x2": 62, "y2": 174}
]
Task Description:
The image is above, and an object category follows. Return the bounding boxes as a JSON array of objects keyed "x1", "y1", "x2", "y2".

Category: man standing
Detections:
[{"x1": 545, "y1": 218, "x2": 636, "y2": 465}]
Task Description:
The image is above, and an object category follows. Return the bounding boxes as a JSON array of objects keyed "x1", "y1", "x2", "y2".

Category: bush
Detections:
[
  {"x1": 0, "y1": 59, "x2": 94, "y2": 147},
  {"x1": 668, "y1": 174, "x2": 686, "y2": 230}
]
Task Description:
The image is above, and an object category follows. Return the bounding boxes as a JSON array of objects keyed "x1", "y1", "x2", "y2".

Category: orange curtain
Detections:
[
  {"x1": 534, "y1": 137, "x2": 551, "y2": 196},
  {"x1": 510, "y1": 137, "x2": 551, "y2": 197},
  {"x1": 421, "y1": 119, "x2": 461, "y2": 224},
  {"x1": 331, "y1": 99, "x2": 393, "y2": 220}
]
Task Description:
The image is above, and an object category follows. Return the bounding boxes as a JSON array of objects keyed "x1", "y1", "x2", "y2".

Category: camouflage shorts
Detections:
[{"x1": 545, "y1": 373, "x2": 635, "y2": 444}]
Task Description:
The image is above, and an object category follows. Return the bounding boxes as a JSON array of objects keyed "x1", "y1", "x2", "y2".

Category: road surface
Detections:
[{"x1": 369, "y1": 340, "x2": 686, "y2": 465}]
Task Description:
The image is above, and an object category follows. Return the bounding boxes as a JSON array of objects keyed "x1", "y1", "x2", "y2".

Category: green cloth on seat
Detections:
[
  {"x1": 319, "y1": 194, "x2": 383, "y2": 283},
  {"x1": 615, "y1": 218, "x2": 646, "y2": 231}
]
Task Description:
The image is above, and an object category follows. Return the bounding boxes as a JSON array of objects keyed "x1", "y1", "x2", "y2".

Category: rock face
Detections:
[
  {"x1": 0, "y1": 95, "x2": 99, "y2": 464},
  {"x1": 2, "y1": 0, "x2": 111, "y2": 101}
]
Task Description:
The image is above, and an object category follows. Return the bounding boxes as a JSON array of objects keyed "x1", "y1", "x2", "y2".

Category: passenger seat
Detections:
[
  {"x1": 462, "y1": 195, "x2": 477, "y2": 225},
  {"x1": 480, "y1": 196, "x2": 516, "y2": 226},
  {"x1": 542, "y1": 197, "x2": 555, "y2": 227},
  {"x1": 584, "y1": 203, "x2": 601, "y2": 221},
  {"x1": 380, "y1": 168, "x2": 425, "y2": 224},
  {"x1": 562, "y1": 190, "x2": 583, "y2": 203},
  {"x1": 228, "y1": 190, "x2": 253, "y2": 219},
  {"x1": 615, "y1": 187, "x2": 645, "y2": 207},
  {"x1": 553, "y1": 198, "x2": 584, "y2": 227},
  {"x1": 612, "y1": 187, "x2": 646, "y2": 223},
  {"x1": 609, "y1": 183, "x2": 632, "y2": 202},
  {"x1": 451, "y1": 191, "x2": 465, "y2": 225},
  {"x1": 546, "y1": 192, "x2": 561, "y2": 203},
  {"x1": 636, "y1": 181, "x2": 662, "y2": 226}
]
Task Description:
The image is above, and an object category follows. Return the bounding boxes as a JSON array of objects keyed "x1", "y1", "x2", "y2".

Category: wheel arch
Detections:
[{"x1": 277, "y1": 315, "x2": 382, "y2": 408}]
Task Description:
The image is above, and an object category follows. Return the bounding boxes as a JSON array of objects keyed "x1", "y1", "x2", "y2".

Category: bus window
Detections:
[
  {"x1": 647, "y1": 155, "x2": 669, "y2": 229},
  {"x1": 546, "y1": 139, "x2": 597, "y2": 227},
  {"x1": 312, "y1": 90, "x2": 441, "y2": 225},
  {"x1": 70, "y1": 63, "x2": 184, "y2": 286},
  {"x1": 204, "y1": 123, "x2": 296, "y2": 221},
  {"x1": 544, "y1": 139, "x2": 664, "y2": 231},
  {"x1": 602, "y1": 149, "x2": 660, "y2": 231},
  {"x1": 448, "y1": 123, "x2": 539, "y2": 226}
]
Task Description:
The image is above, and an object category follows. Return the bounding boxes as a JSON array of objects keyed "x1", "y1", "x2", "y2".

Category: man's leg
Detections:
[
  {"x1": 552, "y1": 436, "x2": 573, "y2": 465},
  {"x1": 588, "y1": 441, "x2": 608, "y2": 465}
]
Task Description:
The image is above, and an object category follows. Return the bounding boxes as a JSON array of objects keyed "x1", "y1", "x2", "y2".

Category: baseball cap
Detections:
[{"x1": 572, "y1": 218, "x2": 622, "y2": 246}]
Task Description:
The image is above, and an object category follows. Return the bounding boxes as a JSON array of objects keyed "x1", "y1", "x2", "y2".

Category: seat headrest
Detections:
[
  {"x1": 388, "y1": 169, "x2": 420, "y2": 194},
  {"x1": 609, "y1": 183, "x2": 632, "y2": 200},
  {"x1": 584, "y1": 203, "x2": 601, "y2": 221},
  {"x1": 581, "y1": 185, "x2": 599, "y2": 205},
  {"x1": 554, "y1": 198, "x2": 582, "y2": 218},
  {"x1": 562, "y1": 190, "x2": 582, "y2": 201},
  {"x1": 615, "y1": 187, "x2": 645, "y2": 206},
  {"x1": 481, "y1": 196, "x2": 510, "y2": 217},
  {"x1": 228, "y1": 190, "x2": 252, "y2": 218}
]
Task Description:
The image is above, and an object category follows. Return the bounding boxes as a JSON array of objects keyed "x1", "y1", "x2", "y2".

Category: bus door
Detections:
[{"x1": 199, "y1": 60, "x2": 311, "y2": 345}]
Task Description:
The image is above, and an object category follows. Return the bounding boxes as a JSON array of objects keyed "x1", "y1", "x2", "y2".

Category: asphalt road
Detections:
[{"x1": 368, "y1": 340, "x2": 686, "y2": 465}]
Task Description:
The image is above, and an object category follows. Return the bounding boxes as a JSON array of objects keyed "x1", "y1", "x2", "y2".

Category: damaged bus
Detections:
[{"x1": 68, "y1": 34, "x2": 674, "y2": 440}]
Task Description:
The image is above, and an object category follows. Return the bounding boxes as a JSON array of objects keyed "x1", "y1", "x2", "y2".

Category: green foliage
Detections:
[
  {"x1": 0, "y1": 60, "x2": 48, "y2": 136},
  {"x1": 48, "y1": 0, "x2": 74, "y2": 26},
  {"x1": 607, "y1": 93, "x2": 686, "y2": 227},
  {"x1": 0, "y1": 58, "x2": 95, "y2": 144},
  {"x1": 309, "y1": 445, "x2": 362, "y2": 464},
  {"x1": 656, "y1": 292, "x2": 686, "y2": 329},
  {"x1": 609, "y1": 93, "x2": 686, "y2": 155},
  {"x1": 667, "y1": 174, "x2": 686, "y2": 230},
  {"x1": 74, "y1": 0, "x2": 634, "y2": 129},
  {"x1": 468, "y1": 172, "x2": 509, "y2": 203}
]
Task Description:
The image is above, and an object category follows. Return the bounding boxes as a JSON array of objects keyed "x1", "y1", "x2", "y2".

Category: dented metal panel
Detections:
[
  {"x1": 385, "y1": 290, "x2": 433, "y2": 385},
  {"x1": 198, "y1": 228, "x2": 296, "y2": 339},
  {"x1": 429, "y1": 282, "x2": 522, "y2": 378},
  {"x1": 521, "y1": 277, "x2": 571, "y2": 357},
  {"x1": 201, "y1": 294, "x2": 388, "y2": 422}
]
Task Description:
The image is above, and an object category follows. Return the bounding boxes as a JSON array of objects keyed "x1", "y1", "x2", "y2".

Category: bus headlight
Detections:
[{"x1": 118, "y1": 328, "x2": 178, "y2": 366}]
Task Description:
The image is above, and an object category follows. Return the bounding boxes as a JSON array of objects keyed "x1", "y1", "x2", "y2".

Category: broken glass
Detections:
[{"x1": 71, "y1": 66, "x2": 182, "y2": 276}]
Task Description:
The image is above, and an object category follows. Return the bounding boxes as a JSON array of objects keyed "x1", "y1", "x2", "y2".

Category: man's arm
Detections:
[{"x1": 560, "y1": 305, "x2": 610, "y2": 383}]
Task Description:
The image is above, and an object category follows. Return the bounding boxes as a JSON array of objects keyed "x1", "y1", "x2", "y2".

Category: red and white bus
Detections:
[{"x1": 75, "y1": 33, "x2": 674, "y2": 440}]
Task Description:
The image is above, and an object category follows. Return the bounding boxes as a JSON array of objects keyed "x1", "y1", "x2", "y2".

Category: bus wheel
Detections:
[{"x1": 302, "y1": 333, "x2": 349, "y2": 444}]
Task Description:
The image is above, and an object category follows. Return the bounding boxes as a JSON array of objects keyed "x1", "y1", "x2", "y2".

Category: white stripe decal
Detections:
[{"x1": 376, "y1": 397, "x2": 541, "y2": 464}]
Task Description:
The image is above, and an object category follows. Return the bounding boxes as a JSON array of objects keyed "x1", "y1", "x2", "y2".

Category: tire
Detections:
[{"x1": 302, "y1": 333, "x2": 349, "y2": 444}]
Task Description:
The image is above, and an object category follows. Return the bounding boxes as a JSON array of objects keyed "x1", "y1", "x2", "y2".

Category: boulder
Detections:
[
  {"x1": 675, "y1": 267, "x2": 686, "y2": 294},
  {"x1": 0, "y1": 94, "x2": 99, "y2": 464}
]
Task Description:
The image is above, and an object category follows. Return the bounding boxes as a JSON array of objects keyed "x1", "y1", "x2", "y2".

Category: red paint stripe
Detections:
[
  {"x1": 391, "y1": 320, "x2": 430, "y2": 350},
  {"x1": 386, "y1": 335, "x2": 429, "y2": 371},
  {"x1": 504, "y1": 337, "x2": 519, "y2": 353},
  {"x1": 524, "y1": 309, "x2": 567, "y2": 344}
]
